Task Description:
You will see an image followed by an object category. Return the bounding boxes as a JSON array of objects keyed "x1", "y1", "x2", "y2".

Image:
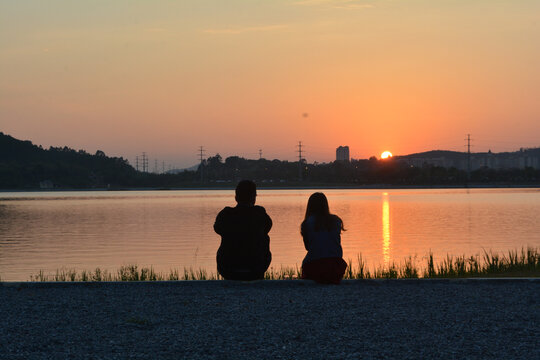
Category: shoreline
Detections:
[
  {"x1": 2, "y1": 247, "x2": 538, "y2": 282},
  {"x1": 1, "y1": 184, "x2": 540, "y2": 192},
  {"x1": 3, "y1": 277, "x2": 540, "y2": 287}
]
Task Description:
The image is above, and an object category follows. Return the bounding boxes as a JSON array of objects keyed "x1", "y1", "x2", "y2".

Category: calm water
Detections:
[{"x1": 1, "y1": 188, "x2": 539, "y2": 281}]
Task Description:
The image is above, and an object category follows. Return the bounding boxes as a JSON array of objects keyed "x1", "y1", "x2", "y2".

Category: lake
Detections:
[{"x1": 1, "y1": 188, "x2": 539, "y2": 281}]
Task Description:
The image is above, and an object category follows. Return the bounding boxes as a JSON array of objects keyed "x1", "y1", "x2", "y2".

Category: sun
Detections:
[{"x1": 381, "y1": 151, "x2": 393, "y2": 159}]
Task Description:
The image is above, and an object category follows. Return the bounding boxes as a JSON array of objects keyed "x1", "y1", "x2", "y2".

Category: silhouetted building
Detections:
[{"x1": 336, "y1": 146, "x2": 350, "y2": 162}]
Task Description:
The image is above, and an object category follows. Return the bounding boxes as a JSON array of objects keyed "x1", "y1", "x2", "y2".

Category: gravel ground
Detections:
[{"x1": 1, "y1": 279, "x2": 538, "y2": 360}]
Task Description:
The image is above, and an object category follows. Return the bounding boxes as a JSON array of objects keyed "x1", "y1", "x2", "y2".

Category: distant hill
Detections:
[
  {"x1": 168, "y1": 164, "x2": 199, "y2": 174},
  {"x1": 397, "y1": 147, "x2": 540, "y2": 159},
  {"x1": 395, "y1": 150, "x2": 467, "y2": 160},
  {"x1": 0, "y1": 132, "x2": 136, "y2": 189},
  {"x1": 1, "y1": 132, "x2": 538, "y2": 189}
]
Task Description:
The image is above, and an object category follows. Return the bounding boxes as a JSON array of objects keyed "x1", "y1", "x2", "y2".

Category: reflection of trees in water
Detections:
[
  {"x1": 0, "y1": 205, "x2": 11, "y2": 242},
  {"x1": 0, "y1": 204, "x2": 27, "y2": 243}
]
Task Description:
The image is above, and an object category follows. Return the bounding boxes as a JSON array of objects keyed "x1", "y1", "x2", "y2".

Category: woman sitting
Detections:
[{"x1": 301, "y1": 192, "x2": 347, "y2": 284}]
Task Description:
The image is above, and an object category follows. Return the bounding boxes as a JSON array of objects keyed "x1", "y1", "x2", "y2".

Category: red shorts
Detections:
[{"x1": 301, "y1": 257, "x2": 348, "y2": 284}]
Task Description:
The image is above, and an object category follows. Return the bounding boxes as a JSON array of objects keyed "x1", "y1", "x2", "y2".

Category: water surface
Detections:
[{"x1": 1, "y1": 188, "x2": 539, "y2": 280}]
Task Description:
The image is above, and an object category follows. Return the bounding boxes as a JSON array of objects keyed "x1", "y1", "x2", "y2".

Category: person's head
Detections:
[
  {"x1": 304, "y1": 192, "x2": 330, "y2": 219},
  {"x1": 235, "y1": 180, "x2": 257, "y2": 205},
  {"x1": 303, "y1": 192, "x2": 345, "y2": 232}
]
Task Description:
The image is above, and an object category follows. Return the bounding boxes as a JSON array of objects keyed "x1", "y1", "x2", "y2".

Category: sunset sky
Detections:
[{"x1": 1, "y1": 0, "x2": 539, "y2": 169}]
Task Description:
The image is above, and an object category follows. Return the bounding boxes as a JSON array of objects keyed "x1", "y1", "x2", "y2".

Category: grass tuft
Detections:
[{"x1": 27, "y1": 247, "x2": 540, "y2": 282}]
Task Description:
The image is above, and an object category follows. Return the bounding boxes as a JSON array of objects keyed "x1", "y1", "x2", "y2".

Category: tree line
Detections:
[
  {"x1": 1, "y1": 132, "x2": 539, "y2": 189},
  {"x1": 201, "y1": 154, "x2": 540, "y2": 186}
]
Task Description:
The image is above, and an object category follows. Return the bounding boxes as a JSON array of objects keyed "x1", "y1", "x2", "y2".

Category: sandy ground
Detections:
[{"x1": 1, "y1": 279, "x2": 538, "y2": 359}]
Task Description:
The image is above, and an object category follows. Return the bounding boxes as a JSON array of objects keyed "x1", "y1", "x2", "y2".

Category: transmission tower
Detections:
[
  {"x1": 198, "y1": 146, "x2": 206, "y2": 182},
  {"x1": 141, "y1": 152, "x2": 148, "y2": 173},
  {"x1": 465, "y1": 134, "x2": 473, "y2": 179},
  {"x1": 297, "y1": 141, "x2": 304, "y2": 181},
  {"x1": 259, "y1": 149, "x2": 263, "y2": 160},
  {"x1": 135, "y1": 156, "x2": 139, "y2": 172}
]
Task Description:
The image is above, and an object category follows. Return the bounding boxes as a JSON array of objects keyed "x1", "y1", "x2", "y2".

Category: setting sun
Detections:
[{"x1": 381, "y1": 151, "x2": 393, "y2": 159}]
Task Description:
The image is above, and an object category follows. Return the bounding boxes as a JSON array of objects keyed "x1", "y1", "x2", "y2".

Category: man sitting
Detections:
[{"x1": 214, "y1": 180, "x2": 272, "y2": 280}]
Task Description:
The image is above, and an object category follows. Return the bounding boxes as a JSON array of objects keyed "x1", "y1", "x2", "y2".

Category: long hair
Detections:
[{"x1": 303, "y1": 192, "x2": 345, "y2": 232}]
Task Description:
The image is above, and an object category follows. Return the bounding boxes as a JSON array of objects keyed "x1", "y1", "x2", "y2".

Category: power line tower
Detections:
[
  {"x1": 154, "y1": 159, "x2": 158, "y2": 173},
  {"x1": 465, "y1": 134, "x2": 473, "y2": 180},
  {"x1": 198, "y1": 146, "x2": 206, "y2": 182},
  {"x1": 259, "y1": 149, "x2": 263, "y2": 160},
  {"x1": 297, "y1": 141, "x2": 304, "y2": 181},
  {"x1": 135, "y1": 156, "x2": 139, "y2": 172},
  {"x1": 141, "y1": 152, "x2": 148, "y2": 173}
]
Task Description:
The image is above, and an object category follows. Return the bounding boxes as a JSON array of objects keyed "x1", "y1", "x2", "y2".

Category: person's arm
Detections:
[
  {"x1": 255, "y1": 206, "x2": 272, "y2": 234},
  {"x1": 264, "y1": 212, "x2": 272, "y2": 234},
  {"x1": 301, "y1": 221, "x2": 309, "y2": 251},
  {"x1": 213, "y1": 209, "x2": 226, "y2": 235}
]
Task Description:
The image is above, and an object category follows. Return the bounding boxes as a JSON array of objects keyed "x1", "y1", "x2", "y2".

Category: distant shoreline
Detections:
[{"x1": 1, "y1": 183, "x2": 540, "y2": 192}]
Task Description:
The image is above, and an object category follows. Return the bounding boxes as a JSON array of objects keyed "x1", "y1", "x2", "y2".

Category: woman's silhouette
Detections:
[{"x1": 301, "y1": 192, "x2": 347, "y2": 284}]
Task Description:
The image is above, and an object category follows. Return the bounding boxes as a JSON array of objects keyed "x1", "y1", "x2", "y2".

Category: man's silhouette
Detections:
[{"x1": 214, "y1": 180, "x2": 272, "y2": 280}]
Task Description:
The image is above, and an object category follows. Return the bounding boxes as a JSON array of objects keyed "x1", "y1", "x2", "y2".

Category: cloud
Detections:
[
  {"x1": 294, "y1": 0, "x2": 375, "y2": 9},
  {"x1": 203, "y1": 24, "x2": 288, "y2": 35},
  {"x1": 333, "y1": 3, "x2": 374, "y2": 9},
  {"x1": 294, "y1": 0, "x2": 333, "y2": 4},
  {"x1": 145, "y1": 28, "x2": 168, "y2": 33}
]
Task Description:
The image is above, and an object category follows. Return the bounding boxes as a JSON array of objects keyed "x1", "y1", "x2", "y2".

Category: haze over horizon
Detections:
[{"x1": 1, "y1": 1, "x2": 539, "y2": 168}]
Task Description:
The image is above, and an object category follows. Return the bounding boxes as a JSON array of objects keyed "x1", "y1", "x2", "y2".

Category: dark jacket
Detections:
[
  {"x1": 214, "y1": 204, "x2": 272, "y2": 272},
  {"x1": 301, "y1": 215, "x2": 343, "y2": 266}
]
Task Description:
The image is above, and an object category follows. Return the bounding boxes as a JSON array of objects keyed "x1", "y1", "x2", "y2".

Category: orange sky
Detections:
[{"x1": 1, "y1": 0, "x2": 539, "y2": 168}]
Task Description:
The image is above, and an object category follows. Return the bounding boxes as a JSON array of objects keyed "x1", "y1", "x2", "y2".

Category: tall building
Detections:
[{"x1": 336, "y1": 146, "x2": 350, "y2": 162}]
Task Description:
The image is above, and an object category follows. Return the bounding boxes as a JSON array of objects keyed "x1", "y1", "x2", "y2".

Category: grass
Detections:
[
  {"x1": 264, "y1": 265, "x2": 302, "y2": 280},
  {"x1": 29, "y1": 265, "x2": 222, "y2": 282},
  {"x1": 344, "y1": 247, "x2": 540, "y2": 279},
  {"x1": 26, "y1": 247, "x2": 540, "y2": 282}
]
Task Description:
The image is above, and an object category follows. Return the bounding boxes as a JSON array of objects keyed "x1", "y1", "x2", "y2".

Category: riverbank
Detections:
[
  {"x1": 2, "y1": 183, "x2": 540, "y2": 192},
  {"x1": 1, "y1": 279, "x2": 538, "y2": 359},
  {"x1": 18, "y1": 247, "x2": 539, "y2": 282}
]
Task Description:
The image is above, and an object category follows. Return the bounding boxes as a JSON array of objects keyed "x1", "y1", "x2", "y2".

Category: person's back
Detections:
[
  {"x1": 300, "y1": 192, "x2": 347, "y2": 284},
  {"x1": 301, "y1": 214, "x2": 343, "y2": 266},
  {"x1": 214, "y1": 180, "x2": 272, "y2": 280}
]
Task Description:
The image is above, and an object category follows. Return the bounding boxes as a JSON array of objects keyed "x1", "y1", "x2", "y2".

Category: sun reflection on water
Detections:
[{"x1": 382, "y1": 192, "x2": 390, "y2": 267}]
